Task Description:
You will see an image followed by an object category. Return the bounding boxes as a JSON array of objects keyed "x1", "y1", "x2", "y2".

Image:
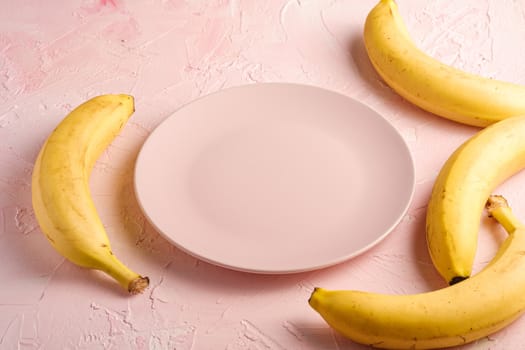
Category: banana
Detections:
[
  {"x1": 427, "y1": 115, "x2": 525, "y2": 285},
  {"x1": 309, "y1": 195, "x2": 525, "y2": 349},
  {"x1": 31, "y1": 94, "x2": 149, "y2": 294},
  {"x1": 363, "y1": 0, "x2": 525, "y2": 127}
]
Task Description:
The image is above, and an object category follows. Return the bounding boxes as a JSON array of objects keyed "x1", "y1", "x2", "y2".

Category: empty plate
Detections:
[{"x1": 134, "y1": 83, "x2": 415, "y2": 274}]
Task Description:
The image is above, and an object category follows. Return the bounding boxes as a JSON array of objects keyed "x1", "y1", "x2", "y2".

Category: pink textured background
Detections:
[{"x1": 2, "y1": 0, "x2": 525, "y2": 349}]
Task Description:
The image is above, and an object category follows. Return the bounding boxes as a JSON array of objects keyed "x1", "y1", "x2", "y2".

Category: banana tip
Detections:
[
  {"x1": 128, "y1": 276, "x2": 149, "y2": 294},
  {"x1": 308, "y1": 287, "x2": 322, "y2": 308},
  {"x1": 449, "y1": 276, "x2": 468, "y2": 285},
  {"x1": 486, "y1": 195, "x2": 509, "y2": 215}
]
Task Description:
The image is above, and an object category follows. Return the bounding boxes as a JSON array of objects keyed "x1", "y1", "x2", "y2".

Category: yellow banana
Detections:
[
  {"x1": 427, "y1": 115, "x2": 525, "y2": 285},
  {"x1": 309, "y1": 195, "x2": 525, "y2": 349},
  {"x1": 364, "y1": 0, "x2": 525, "y2": 127},
  {"x1": 31, "y1": 94, "x2": 149, "y2": 294}
]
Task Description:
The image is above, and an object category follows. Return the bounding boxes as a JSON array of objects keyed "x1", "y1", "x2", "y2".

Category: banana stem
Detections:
[
  {"x1": 486, "y1": 195, "x2": 525, "y2": 234},
  {"x1": 98, "y1": 255, "x2": 149, "y2": 294}
]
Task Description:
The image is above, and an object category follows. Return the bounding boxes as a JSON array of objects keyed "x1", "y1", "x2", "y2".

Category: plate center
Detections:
[{"x1": 187, "y1": 120, "x2": 362, "y2": 243}]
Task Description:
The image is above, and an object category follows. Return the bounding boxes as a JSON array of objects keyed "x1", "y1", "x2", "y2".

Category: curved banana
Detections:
[
  {"x1": 427, "y1": 115, "x2": 525, "y2": 285},
  {"x1": 364, "y1": 0, "x2": 525, "y2": 127},
  {"x1": 31, "y1": 94, "x2": 149, "y2": 294},
  {"x1": 309, "y1": 195, "x2": 525, "y2": 349}
]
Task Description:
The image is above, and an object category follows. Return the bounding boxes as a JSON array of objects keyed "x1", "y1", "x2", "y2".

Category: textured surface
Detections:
[{"x1": 2, "y1": 0, "x2": 525, "y2": 349}]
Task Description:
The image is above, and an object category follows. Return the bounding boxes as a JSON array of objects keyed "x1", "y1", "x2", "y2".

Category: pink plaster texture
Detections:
[{"x1": 2, "y1": 0, "x2": 525, "y2": 349}]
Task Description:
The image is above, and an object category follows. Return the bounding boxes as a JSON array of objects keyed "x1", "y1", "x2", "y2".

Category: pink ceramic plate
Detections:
[{"x1": 134, "y1": 83, "x2": 415, "y2": 274}]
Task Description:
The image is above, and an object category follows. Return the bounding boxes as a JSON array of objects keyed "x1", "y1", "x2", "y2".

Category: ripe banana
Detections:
[
  {"x1": 364, "y1": 0, "x2": 525, "y2": 127},
  {"x1": 309, "y1": 195, "x2": 525, "y2": 349},
  {"x1": 31, "y1": 94, "x2": 149, "y2": 294},
  {"x1": 427, "y1": 115, "x2": 525, "y2": 285}
]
